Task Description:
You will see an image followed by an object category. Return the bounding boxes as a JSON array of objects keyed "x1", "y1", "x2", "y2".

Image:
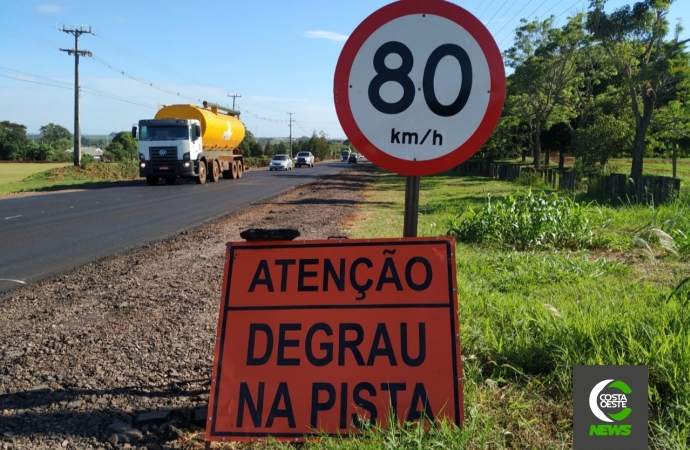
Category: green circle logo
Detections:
[{"x1": 589, "y1": 379, "x2": 632, "y2": 422}]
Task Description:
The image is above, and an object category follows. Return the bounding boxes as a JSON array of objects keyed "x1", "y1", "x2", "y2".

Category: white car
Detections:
[
  {"x1": 269, "y1": 154, "x2": 293, "y2": 171},
  {"x1": 295, "y1": 151, "x2": 315, "y2": 168}
]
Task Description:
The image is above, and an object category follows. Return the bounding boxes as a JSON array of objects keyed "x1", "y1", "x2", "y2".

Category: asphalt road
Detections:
[{"x1": 0, "y1": 161, "x2": 353, "y2": 294}]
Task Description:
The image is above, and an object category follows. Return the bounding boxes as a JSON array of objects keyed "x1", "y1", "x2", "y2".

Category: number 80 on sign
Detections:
[{"x1": 334, "y1": 0, "x2": 506, "y2": 176}]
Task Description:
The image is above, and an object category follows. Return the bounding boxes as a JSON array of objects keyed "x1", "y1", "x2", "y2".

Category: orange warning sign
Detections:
[{"x1": 206, "y1": 237, "x2": 463, "y2": 441}]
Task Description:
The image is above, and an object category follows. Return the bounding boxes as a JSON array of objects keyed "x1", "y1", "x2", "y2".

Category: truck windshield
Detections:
[{"x1": 139, "y1": 126, "x2": 189, "y2": 141}]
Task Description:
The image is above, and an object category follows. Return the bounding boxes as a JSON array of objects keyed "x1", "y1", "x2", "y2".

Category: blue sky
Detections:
[{"x1": 0, "y1": 1, "x2": 688, "y2": 139}]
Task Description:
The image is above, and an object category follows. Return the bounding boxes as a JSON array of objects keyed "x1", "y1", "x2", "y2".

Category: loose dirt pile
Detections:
[{"x1": 0, "y1": 165, "x2": 376, "y2": 450}]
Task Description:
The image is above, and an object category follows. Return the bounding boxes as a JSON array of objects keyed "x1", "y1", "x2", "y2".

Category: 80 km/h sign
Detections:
[{"x1": 334, "y1": 0, "x2": 505, "y2": 176}]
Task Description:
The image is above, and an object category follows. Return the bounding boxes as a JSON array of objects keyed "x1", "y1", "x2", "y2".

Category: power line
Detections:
[
  {"x1": 538, "y1": 1, "x2": 564, "y2": 20},
  {"x1": 0, "y1": 74, "x2": 71, "y2": 90},
  {"x1": 89, "y1": 55, "x2": 201, "y2": 103},
  {"x1": 524, "y1": 0, "x2": 553, "y2": 23},
  {"x1": 491, "y1": 0, "x2": 538, "y2": 44},
  {"x1": 553, "y1": 0, "x2": 587, "y2": 20},
  {"x1": 90, "y1": 34, "x2": 215, "y2": 89},
  {"x1": 0, "y1": 66, "x2": 72, "y2": 88},
  {"x1": 293, "y1": 121, "x2": 311, "y2": 136},
  {"x1": 496, "y1": 0, "x2": 588, "y2": 49},
  {"x1": 0, "y1": 69, "x2": 155, "y2": 110},
  {"x1": 473, "y1": 2, "x2": 494, "y2": 24},
  {"x1": 296, "y1": 120, "x2": 340, "y2": 125},
  {"x1": 485, "y1": 0, "x2": 512, "y2": 31}
]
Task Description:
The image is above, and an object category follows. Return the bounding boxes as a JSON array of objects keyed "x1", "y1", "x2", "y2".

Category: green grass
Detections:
[
  {"x1": 0, "y1": 161, "x2": 139, "y2": 194},
  {"x1": 0, "y1": 162, "x2": 71, "y2": 186},
  {"x1": 608, "y1": 158, "x2": 690, "y2": 183},
  {"x1": 331, "y1": 168, "x2": 690, "y2": 449}
]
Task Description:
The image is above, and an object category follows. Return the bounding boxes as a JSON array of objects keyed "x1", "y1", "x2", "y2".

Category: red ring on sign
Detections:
[{"x1": 334, "y1": 0, "x2": 506, "y2": 176}]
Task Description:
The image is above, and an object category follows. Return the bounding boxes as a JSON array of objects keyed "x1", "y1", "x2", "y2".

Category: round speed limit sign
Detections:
[{"x1": 334, "y1": 0, "x2": 505, "y2": 176}]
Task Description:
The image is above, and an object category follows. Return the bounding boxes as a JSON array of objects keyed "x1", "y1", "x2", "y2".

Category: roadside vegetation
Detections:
[
  {"x1": 331, "y1": 168, "x2": 689, "y2": 449},
  {"x1": 172, "y1": 162, "x2": 688, "y2": 450},
  {"x1": 0, "y1": 160, "x2": 139, "y2": 195}
]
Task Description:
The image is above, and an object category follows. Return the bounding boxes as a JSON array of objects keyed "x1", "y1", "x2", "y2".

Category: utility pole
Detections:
[
  {"x1": 60, "y1": 25, "x2": 92, "y2": 167},
  {"x1": 227, "y1": 93, "x2": 241, "y2": 110},
  {"x1": 287, "y1": 112, "x2": 295, "y2": 158}
]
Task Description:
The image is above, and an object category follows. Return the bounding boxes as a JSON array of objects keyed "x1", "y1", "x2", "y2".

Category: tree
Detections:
[
  {"x1": 110, "y1": 132, "x2": 137, "y2": 160},
  {"x1": 587, "y1": 0, "x2": 690, "y2": 179},
  {"x1": 104, "y1": 142, "x2": 127, "y2": 161},
  {"x1": 652, "y1": 100, "x2": 690, "y2": 177},
  {"x1": 275, "y1": 141, "x2": 288, "y2": 155},
  {"x1": 572, "y1": 111, "x2": 634, "y2": 174},
  {"x1": 479, "y1": 112, "x2": 522, "y2": 162},
  {"x1": 504, "y1": 15, "x2": 584, "y2": 168},
  {"x1": 264, "y1": 140, "x2": 274, "y2": 157},
  {"x1": 53, "y1": 137, "x2": 73, "y2": 152},
  {"x1": 307, "y1": 132, "x2": 330, "y2": 160},
  {"x1": 0, "y1": 121, "x2": 31, "y2": 160},
  {"x1": 541, "y1": 121, "x2": 573, "y2": 169},
  {"x1": 27, "y1": 142, "x2": 55, "y2": 162},
  {"x1": 39, "y1": 123, "x2": 72, "y2": 146},
  {"x1": 239, "y1": 129, "x2": 257, "y2": 155}
]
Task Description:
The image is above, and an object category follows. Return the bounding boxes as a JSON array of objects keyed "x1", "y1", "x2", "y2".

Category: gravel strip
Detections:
[{"x1": 0, "y1": 165, "x2": 376, "y2": 450}]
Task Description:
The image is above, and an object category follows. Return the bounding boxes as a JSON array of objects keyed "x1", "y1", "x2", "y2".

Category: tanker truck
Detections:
[{"x1": 133, "y1": 101, "x2": 247, "y2": 185}]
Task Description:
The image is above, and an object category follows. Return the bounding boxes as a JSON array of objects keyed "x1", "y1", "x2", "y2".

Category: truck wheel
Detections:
[
  {"x1": 230, "y1": 161, "x2": 238, "y2": 179},
  {"x1": 208, "y1": 160, "x2": 219, "y2": 182},
  {"x1": 196, "y1": 161, "x2": 207, "y2": 184},
  {"x1": 146, "y1": 176, "x2": 159, "y2": 186},
  {"x1": 237, "y1": 162, "x2": 243, "y2": 179}
]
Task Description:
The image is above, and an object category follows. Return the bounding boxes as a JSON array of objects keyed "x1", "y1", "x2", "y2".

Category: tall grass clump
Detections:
[
  {"x1": 447, "y1": 189, "x2": 606, "y2": 250},
  {"x1": 515, "y1": 171, "x2": 551, "y2": 190}
]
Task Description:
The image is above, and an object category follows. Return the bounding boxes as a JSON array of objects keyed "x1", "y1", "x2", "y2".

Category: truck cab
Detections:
[
  {"x1": 135, "y1": 118, "x2": 203, "y2": 185},
  {"x1": 341, "y1": 148, "x2": 351, "y2": 162}
]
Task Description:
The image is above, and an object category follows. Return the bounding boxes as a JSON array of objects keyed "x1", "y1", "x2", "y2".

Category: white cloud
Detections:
[
  {"x1": 302, "y1": 30, "x2": 348, "y2": 42},
  {"x1": 34, "y1": 4, "x2": 64, "y2": 14}
]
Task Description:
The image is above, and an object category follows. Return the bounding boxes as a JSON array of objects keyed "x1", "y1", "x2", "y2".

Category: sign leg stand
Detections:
[{"x1": 403, "y1": 175, "x2": 420, "y2": 237}]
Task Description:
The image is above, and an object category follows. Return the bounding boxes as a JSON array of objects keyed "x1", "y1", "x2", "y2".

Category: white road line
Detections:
[
  {"x1": 0, "y1": 278, "x2": 26, "y2": 284},
  {"x1": 4, "y1": 215, "x2": 22, "y2": 220}
]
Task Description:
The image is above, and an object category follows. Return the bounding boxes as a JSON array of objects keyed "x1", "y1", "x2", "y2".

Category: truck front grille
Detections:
[{"x1": 149, "y1": 147, "x2": 177, "y2": 164}]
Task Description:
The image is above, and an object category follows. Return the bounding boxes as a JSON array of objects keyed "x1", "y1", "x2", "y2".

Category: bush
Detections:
[
  {"x1": 51, "y1": 150, "x2": 73, "y2": 163},
  {"x1": 244, "y1": 156, "x2": 271, "y2": 168},
  {"x1": 80, "y1": 154, "x2": 95, "y2": 169},
  {"x1": 447, "y1": 189, "x2": 604, "y2": 251}
]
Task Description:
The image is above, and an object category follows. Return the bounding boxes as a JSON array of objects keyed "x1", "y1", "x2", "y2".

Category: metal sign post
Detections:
[{"x1": 403, "y1": 175, "x2": 420, "y2": 237}]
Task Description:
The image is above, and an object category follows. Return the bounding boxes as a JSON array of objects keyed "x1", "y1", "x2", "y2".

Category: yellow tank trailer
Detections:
[
  {"x1": 154, "y1": 103, "x2": 245, "y2": 151},
  {"x1": 136, "y1": 101, "x2": 249, "y2": 185}
]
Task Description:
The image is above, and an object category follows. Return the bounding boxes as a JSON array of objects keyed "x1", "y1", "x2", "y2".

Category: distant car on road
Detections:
[
  {"x1": 348, "y1": 153, "x2": 358, "y2": 164},
  {"x1": 295, "y1": 151, "x2": 315, "y2": 168},
  {"x1": 269, "y1": 154, "x2": 293, "y2": 171}
]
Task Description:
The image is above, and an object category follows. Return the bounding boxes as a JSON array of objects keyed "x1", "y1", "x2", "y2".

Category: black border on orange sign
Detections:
[
  {"x1": 333, "y1": 0, "x2": 506, "y2": 176},
  {"x1": 206, "y1": 237, "x2": 463, "y2": 440}
]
